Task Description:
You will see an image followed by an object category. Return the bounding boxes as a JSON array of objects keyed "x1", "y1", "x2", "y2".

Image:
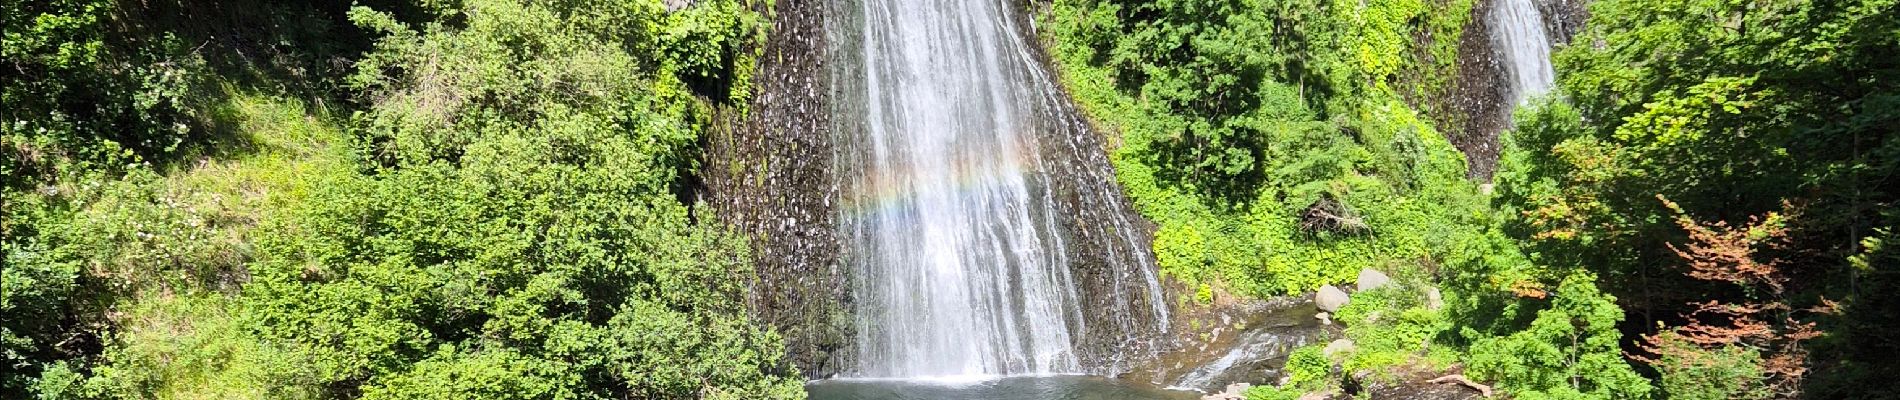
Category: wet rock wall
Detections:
[{"x1": 703, "y1": 0, "x2": 854, "y2": 379}]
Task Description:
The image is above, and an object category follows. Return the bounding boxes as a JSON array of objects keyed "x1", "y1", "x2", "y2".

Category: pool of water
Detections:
[{"x1": 806, "y1": 375, "x2": 1199, "y2": 400}]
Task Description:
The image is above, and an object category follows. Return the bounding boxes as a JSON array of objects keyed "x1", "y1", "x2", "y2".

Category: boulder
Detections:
[
  {"x1": 1323, "y1": 338, "x2": 1356, "y2": 358},
  {"x1": 1316, "y1": 285, "x2": 1350, "y2": 312},
  {"x1": 1357, "y1": 268, "x2": 1392, "y2": 291},
  {"x1": 1226, "y1": 383, "x2": 1252, "y2": 393},
  {"x1": 1426, "y1": 287, "x2": 1444, "y2": 310},
  {"x1": 1201, "y1": 383, "x2": 1252, "y2": 400}
]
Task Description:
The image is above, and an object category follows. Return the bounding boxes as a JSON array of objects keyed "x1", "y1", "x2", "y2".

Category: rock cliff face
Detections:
[
  {"x1": 1440, "y1": 0, "x2": 1592, "y2": 180},
  {"x1": 1442, "y1": 0, "x2": 1514, "y2": 180},
  {"x1": 708, "y1": 0, "x2": 1595, "y2": 384},
  {"x1": 707, "y1": 0, "x2": 1181, "y2": 378},
  {"x1": 702, "y1": 0, "x2": 854, "y2": 379},
  {"x1": 997, "y1": 0, "x2": 1180, "y2": 376}
]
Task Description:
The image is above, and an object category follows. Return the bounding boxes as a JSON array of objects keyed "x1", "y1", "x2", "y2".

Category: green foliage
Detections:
[
  {"x1": 5, "y1": 0, "x2": 792, "y2": 398},
  {"x1": 1815, "y1": 227, "x2": 1900, "y2": 399},
  {"x1": 1, "y1": 213, "x2": 85, "y2": 392},
  {"x1": 3, "y1": 83, "x2": 348, "y2": 396},
  {"x1": 3, "y1": 0, "x2": 365, "y2": 390},
  {"x1": 1500, "y1": 0, "x2": 1900, "y2": 320},
  {"x1": 240, "y1": 154, "x2": 799, "y2": 397},
  {"x1": 1495, "y1": 0, "x2": 1900, "y2": 394},
  {"x1": 1332, "y1": 284, "x2": 1455, "y2": 373},
  {"x1": 83, "y1": 294, "x2": 321, "y2": 400},
  {"x1": 1242, "y1": 383, "x2": 1310, "y2": 400},
  {"x1": 1044, "y1": 0, "x2": 1486, "y2": 302},
  {"x1": 1648, "y1": 333, "x2": 1770, "y2": 400},
  {"x1": 213, "y1": 0, "x2": 798, "y2": 398},
  {"x1": 1044, "y1": 0, "x2": 1471, "y2": 199},
  {"x1": 1465, "y1": 274, "x2": 1651, "y2": 399},
  {"x1": 1038, "y1": 0, "x2": 1662, "y2": 397},
  {"x1": 2, "y1": 168, "x2": 250, "y2": 394},
  {"x1": 1035, "y1": 3, "x2": 1652, "y2": 397},
  {"x1": 361, "y1": 348, "x2": 578, "y2": 400},
  {"x1": 1281, "y1": 346, "x2": 1332, "y2": 389},
  {"x1": 1, "y1": 0, "x2": 230, "y2": 186},
  {"x1": 31, "y1": 361, "x2": 97, "y2": 400}
]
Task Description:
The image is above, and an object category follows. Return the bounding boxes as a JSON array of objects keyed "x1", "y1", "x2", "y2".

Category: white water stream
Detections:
[
  {"x1": 1493, "y1": 0, "x2": 1556, "y2": 103},
  {"x1": 831, "y1": 0, "x2": 1168, "y2": 378}
]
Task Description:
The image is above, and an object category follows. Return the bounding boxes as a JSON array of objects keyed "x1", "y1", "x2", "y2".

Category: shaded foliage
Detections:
[{"x1": 1635, "y1": 199, "x2": 1825, "y2": 398}]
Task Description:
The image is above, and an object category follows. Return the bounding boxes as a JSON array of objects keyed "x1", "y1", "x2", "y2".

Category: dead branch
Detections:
[{"x1": 1427, "y1": 374, "x2": 1493, "y2": 397}]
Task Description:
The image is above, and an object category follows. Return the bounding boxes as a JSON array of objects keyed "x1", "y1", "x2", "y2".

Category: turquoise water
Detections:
[{"x1": 806, "y1": 375, "x2": 1198, "y2": 400}]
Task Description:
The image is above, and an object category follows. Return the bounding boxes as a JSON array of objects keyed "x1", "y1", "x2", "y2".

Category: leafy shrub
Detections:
[
  {"x1": 3, "y1": 168, "x2": 253, "y2": 395},
  {"x1": 85, "y1": 294, "x2": 319, "y2": 400},
  {"x1": 1280, "y1": 346, "x2": 1332, "y2": 389},
  {"x1": 1465, "y1": 274, "x2": 1651, "y2": 399},
  {"x1": 225, "y1": 0, "x2": 799, "y2": 398},
  {"x1": 1043, "y1": 0, "x2": 1488, "y2": 301},
  {"x1": 1044, "y1": 0, "x2": 1469, "y2": 201},
  {"x1": 1242, "y1": 383, "x2": 1309, "y2": 400},
  {"x1": 1646, "y1": 333, "x2": 1769, "y2": 400},
  {"x1": 6, "y1": 0, "x2": 791, "y2": 398},
  {"x1": 1334, "y1": 284, "x2": 1455, "y2": 373},
  {"x1": 360, "y1": 349, "x2": 579, "y2": 400},
  {"x1": 1495, "y1": 0, "x2": 1900, "y2": 394}
]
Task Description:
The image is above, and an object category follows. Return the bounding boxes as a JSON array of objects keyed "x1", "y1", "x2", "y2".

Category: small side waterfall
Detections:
[
  {"x1": 829, "y1": 0, "x2": 1170, "y2": 378},
  {"x1": 1492, "y1": 0, "x2": 1556, "y2": 103}
]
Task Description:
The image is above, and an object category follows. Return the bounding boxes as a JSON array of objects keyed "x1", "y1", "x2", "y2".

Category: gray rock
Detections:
[
  {"x1": 1202, "y1": 383, "x2": 1252, "y2": 400},
  {"x1": 1323, "y1": 338, "x2": 1356, "y2": 358},
  {"x1": 1426, "y1": 287, "x2": 1444, "y2": 310},
  {"x1": 1315, "y1": 312, "x2": 1332, "y2": 325},
  {"x1": 1357, "y1": 268, "x2": 1392, "y2": 292},
  {"x1": 1316, "y1": 285, "x2": 1350, "y2": 312}
]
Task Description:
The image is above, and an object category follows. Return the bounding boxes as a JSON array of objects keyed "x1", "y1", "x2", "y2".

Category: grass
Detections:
[{"x1": 87, "y1": 86, "x2": 350, "y2": 400}]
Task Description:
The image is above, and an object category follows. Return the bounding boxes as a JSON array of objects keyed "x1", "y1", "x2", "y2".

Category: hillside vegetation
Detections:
[
  {"x1": 1040, "y1": 0, "x2": 1897, "y2": 398},
  {"x1": 3, "y1": 0, "x2": 804, "y2": 398},
  {"x1": 5, "y1": 0, "x2": 1896, "y2": 399}
]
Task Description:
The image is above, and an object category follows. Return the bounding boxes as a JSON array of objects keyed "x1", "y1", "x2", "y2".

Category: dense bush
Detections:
[
  {"x1": 1047, "y1": 0, "x2": 1471, "y2": 200},
  {"x1": 1464, "y1": 274, "x2": 1651, "y2": 399},
  {"x1": 1646, "y1": 332, "x2": 1771, "y2": 400},
  {"x1": 5, "y1": 0, "x2": 796, "y2": 398},
  {"x1": 4, "y1": 0, "x2": 223, "y2": 391},
  {"x1": 1046, "y1": 0, "x2": 1900, "y2": 396},
  {"x1": 241, "y1": 0, "x2": 794, "y2": 397},
  {"x1": 1497, "y1": 0, "x2": 1900, "y2": 395},
  {"x1": 1044, "y1": 0, "x2": 1485, "y2": 300},
  {"x1": 1, "y1": 0, "x2": 206, "y2": 184},
  {"x1": 1040, "y1": 1, "x2": 1654, "y2": 398}
]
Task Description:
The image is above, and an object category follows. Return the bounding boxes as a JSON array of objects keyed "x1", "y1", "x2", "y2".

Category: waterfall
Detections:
[
  {"x1": 829, "y1": 0, "x2": 1170, "y2": 378},
  {"x1": 1492, "y1": 0, "x2": 1556, "y2": 103}
]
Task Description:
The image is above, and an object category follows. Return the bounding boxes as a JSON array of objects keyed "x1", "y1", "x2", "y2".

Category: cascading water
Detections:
[
  {"x1": 829, "y1": 0, "x2": 1169, "y2": 378},
  {"x1": 1492, "y1": 0, "x2": 1556, "y2": 103}
]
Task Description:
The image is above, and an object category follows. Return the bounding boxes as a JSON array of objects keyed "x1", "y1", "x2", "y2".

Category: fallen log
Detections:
[{"x1": 1427, "y1": 374, "x2": 1493, "y2": 397}]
